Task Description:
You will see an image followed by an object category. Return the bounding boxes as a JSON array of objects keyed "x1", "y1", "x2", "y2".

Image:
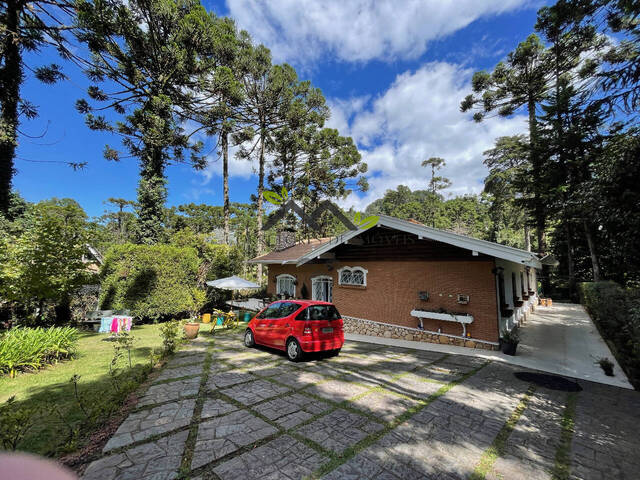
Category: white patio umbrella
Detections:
[
  {"x1": 206, "y1": 276, "x2": 262, "y2": 316},
  {"x1": 206, "y1": 275, "x2": 260, "y2": 289}
]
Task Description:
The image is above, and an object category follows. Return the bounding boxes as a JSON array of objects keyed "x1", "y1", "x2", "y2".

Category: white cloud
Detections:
[
  {"x1": 226, "y1": 0, "x2": 529, "y2": 65},
  {"x1": 326, "y1": 62, "x2": 527, "y2": 210},
  {"x1": 200, "y1": 142, "x2": 256, "y2": 184}
]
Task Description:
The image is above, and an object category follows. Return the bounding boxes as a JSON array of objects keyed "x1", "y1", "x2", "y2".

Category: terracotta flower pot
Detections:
[{"x1": 184, "y1": 322, "x2": 200, "y2": 339}]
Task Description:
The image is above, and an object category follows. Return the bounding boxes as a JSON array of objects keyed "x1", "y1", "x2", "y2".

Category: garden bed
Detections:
[{"x1": 0, "y1": 324, "x2": 165, "y2": 456}]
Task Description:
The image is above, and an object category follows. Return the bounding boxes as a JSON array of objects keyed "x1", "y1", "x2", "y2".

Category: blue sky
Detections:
[{"x1": 14, "y1": 0, "x2": 544, "y2": 218}]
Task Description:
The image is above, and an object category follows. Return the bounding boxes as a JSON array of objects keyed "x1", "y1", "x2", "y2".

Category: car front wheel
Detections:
[
  {"x1": 244, "y1": 329, "x2": 255, "y2": 348},
  {"x1": 286, "y1": 338, "x2": 303, "y2": 362}
]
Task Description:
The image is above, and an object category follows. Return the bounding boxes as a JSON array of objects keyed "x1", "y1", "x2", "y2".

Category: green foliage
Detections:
[
  {"x1": 0, "y1": 1, "x2": 74, "y2": 214},
  {"x1": 0, "y1": 396, "x2": 37, "y2": 450},
  {"x1": 500, "y1": 328, "x2": 520, "y2": 344},
  {"x1": 0, "y1": 199, "x2": 94, "y2": 316},
  {"x1": 75, "y1": 0, "x2": 226, "y2": 243},
  {"x1": 365, "y1": 186, "x2": 493, "y2": 241},
  {"x1": 159, "y1": 320, "x2": 183, "y2": 354},
  {"x1": 99, "y1": 243, "x2": 205, "y2": 321},
  {"x1": 579, "y1": 281, "x2": 640, "y2": 389},
  {"x1": 0, "y1": 326, "x2": 79, "y2": 377}
]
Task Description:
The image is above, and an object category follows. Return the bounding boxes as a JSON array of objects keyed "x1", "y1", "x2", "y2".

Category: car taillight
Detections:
[{"x1": 303, "y1": 326, "x2": 312, "y2": 335}]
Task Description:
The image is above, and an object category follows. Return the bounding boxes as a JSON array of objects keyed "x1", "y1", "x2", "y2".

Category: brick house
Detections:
[{"x1": 249, "y1": 215, "x2": 541, "y2": 350}]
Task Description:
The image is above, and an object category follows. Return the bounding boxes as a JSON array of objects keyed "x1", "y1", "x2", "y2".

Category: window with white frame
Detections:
[
  {"x1": 311, "y1": 276, "x2": 333, "y2": 302},
  {"x1": 276, "y1": 274, "x2": 296, "y2": 297},
  {"x1": 337, "y1": 266, "x2": 367, "y2": 287}
]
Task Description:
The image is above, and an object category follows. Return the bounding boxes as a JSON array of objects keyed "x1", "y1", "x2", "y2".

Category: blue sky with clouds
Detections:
[{"x1": 14, "y1": 0, "x2": 545, "y2": 218}]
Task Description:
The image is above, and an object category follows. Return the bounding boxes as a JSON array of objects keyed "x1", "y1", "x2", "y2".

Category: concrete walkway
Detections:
[{"x1": 346, "y1": 303, "x2": 632, "y2": 389}]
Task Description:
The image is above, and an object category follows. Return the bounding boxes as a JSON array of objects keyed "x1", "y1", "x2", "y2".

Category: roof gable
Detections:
[
  {"x1": 249, "y1": 215, "x2": 541, "y2": 268},
  {"x1": 295, "y1": 216, "x2": 541, "y2": 268}
]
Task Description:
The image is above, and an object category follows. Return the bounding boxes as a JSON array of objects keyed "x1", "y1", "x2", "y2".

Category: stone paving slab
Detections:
[
  {"x1": 165, "y1": 352, "x2": 207, "y2": 368},
  {"x1": 250, "y1": 363, "x2": 296, "y2": 378},
  {"x1": 350, "y1": 390, "x2": 420, "y2": 422},
  {"x1": 569, "y1": 382, "x2": 640, "y2": 480},
  {"x1": 221, "y1": 379, "x2": 291, "y2": 405},
  {"x1": 154, "y1": 363, "x2": 204, "y2": 383},
  {"x1": 272, "y1": 370, "x2": 332, "y2": 389},
  {"x1": 201, "y1": 398, "x2": 239, "y2": 420},
  {"x1": 332, "y1": 363, "x2": 531, "y2": 479},
  {"x1": 191, "y1": 410, "x2": 278, "y2": 469},
  {"x1": 303, "y1": 378, "x2": 371, "y2": 402},
  {"x1": 208, "y1": 361, "x2": 234, "y2": 374},
  {"x1": 138, "y1": 376, "x2": 201, "y2": 407},
  {"x1": 254, "y1": 393, "x2": 332, "y2": 429},
  {"x1": 207, "y1": 370, "x2": 255, "y2": 389},
  {"x1": 385, "y1": 373, "x2": 445, "y2": 399},
  {"x1": 488, "y1": 387, "x2": 566, "y2": 480},
  {"x1": 84, "y1": 430, "x2": 188, "y2": 480},
  {"x1": 104, "y1": 398, "x2": 196, "y2": 451},
  {"x1": 296, "y1": 408, "x2": 384, "y2": 454},
  {"x1": 212, "y1": 434, "x2": 328, "y2": 480}
]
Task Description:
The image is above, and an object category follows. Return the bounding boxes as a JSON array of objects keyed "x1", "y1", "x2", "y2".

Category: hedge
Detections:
[
  {"x1": 99, "y1": 244, "x2": 205, "y2": 321},
  {"x1": 579, "y1": 281, "x2": 640, "y2": 389},
  {"x1": 0, "y1": 326, "x2": 79, "y2": 377}
]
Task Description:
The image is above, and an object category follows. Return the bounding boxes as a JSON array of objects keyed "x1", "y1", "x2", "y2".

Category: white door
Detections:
[{"x1": 312, "y1": 277, "x2": 333, "y2": 302}]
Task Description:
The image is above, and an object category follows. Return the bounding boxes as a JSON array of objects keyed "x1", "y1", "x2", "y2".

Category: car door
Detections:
[
  {"x1": 253, "y1": 303, "x2": 281, "y2": 345},
  {"x1": 270, "y1": 302, "x2": 301, "y2": 348}
]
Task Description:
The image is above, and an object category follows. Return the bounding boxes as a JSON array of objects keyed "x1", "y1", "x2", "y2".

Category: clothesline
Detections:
[{"x1": 98, "y1": 316, "x2": 133, "y2": 334}]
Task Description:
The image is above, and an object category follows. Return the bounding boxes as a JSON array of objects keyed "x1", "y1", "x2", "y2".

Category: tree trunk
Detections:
[
  {"x1": 0, "y1": 0, "x2": 22, "y2": 215},
  {"x1": 524, "y1": 223, "x2": 531, "y2": 252},
  {"x1": 136, "y1": 146, "x2": 167, "y2": 244},
  {"x1": 583, "y1": 219, "x2": 601, "y2": 282},
  {"x1": 222, "y1": 130, "x2": 230, "y2": 244},
  {"x1": 565, "y1": 222, "x2": 576, "y2": 298},
  {"x1": 528, "y1": 96, "x2": 549, "y2": 293},
  {"x1": 256, "y1": 133, "x2": 265, "y2": 283}
]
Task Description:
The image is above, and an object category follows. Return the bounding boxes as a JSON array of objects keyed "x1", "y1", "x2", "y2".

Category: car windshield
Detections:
[{"x1": 296, "y1": 305, "x2": 341, "y2": 321}]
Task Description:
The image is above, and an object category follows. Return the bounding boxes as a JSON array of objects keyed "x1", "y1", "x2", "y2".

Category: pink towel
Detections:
[{"x1": 110, "y1": 317, "x2": 118, "y2": 333}]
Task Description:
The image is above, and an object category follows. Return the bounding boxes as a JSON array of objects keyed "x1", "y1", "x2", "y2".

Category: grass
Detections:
[
  {"x1": 551, "y1": 392, "x2": 578, "y2": 480},
  {"x1": 469, "y1": 384, "x2": 536, "y2": 480},
  {"x1": 0, "y1": 324, "x2": 164, "y2": 457}
]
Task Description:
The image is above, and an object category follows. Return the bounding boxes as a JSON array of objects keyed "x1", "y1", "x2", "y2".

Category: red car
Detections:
[{"x1": 244, "y1": 300, "x2": 344, "y2": 361}]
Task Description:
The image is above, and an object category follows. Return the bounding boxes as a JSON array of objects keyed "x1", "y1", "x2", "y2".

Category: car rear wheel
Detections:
[
  {"x1": 327, "y1": 348, "x2": 341, "y2": 357},
  {"x1": 286, "y1": 338, "x2": 303, "y2": 362},
  {"x1": 244, "y1": 329, "x2": 255, "y2": 348}
]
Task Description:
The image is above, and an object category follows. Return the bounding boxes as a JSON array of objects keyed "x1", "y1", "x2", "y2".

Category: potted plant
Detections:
[
  {"x1": 596, "y1": 357, "x2": 614, "y2": 376},
  {"x1": 183, "y1": 320, "x2": 200, "y2": 339},
  {"x1": 500, "y1": 329, "x2": 520, "y2": 356}
]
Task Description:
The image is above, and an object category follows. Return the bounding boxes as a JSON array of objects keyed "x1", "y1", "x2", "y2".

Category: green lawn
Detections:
[{"x1": 0, "y1": 324, "x2": 164, "y2": 456}]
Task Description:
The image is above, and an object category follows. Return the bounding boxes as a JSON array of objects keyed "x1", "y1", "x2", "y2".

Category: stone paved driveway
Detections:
[{"x1": 82, "y1": 330, "x2": 640, "y2": 480}]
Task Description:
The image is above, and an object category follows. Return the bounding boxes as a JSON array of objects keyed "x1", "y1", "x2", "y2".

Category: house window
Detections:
[
  {"x1": 311, "y1": 276, "x2": 333, "y2": 302},
  {"x1": 276, "y1": 274, "x2": 296, "y2": 298},
  {"x1": 337, "y1": 266, "x2": 368, "y2": 287}
]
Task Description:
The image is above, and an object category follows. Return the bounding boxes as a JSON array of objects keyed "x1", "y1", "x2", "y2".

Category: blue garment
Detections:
[{"x1": 99, "y1": 317, "x2": 112, "y2": 333}]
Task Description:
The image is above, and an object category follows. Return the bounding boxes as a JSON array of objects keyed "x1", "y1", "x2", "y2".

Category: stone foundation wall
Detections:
[{"x1": 343, "y1": 316, "x2": 499, "y2": 351}]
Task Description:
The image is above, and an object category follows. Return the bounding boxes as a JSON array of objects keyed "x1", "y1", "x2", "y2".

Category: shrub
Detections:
[
  {"x1": 579, "y1": 281, "x2": 640, "y2": 389},
  {"x1": 0, "y1": 326, "x2": 79, "y2": 377},
  {"x1": 0, "y1": 396, "x2": 37, "y2": 450},
  {"x1": 159, "y1": 320, "x2": 183, "y2": 354},
  {"x1": 99, "y1": 244, "x2": 205, "y2": 321}
]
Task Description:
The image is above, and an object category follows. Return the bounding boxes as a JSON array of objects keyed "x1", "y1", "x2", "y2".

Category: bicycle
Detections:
[{"x1": 211, "y1": 309, "x2": 238, "y2": 332}]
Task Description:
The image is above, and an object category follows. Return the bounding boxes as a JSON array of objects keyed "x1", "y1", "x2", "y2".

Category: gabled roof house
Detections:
[{"x1": 250, "y1": 215, "x2": 540, "y2": 349}]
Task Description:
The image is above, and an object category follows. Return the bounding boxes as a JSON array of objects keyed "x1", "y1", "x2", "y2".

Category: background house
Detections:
[{"x1": 250, "y1": 215, "x2": 540, "y2": 349}]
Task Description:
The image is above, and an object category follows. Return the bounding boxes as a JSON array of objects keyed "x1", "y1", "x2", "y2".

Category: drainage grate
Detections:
[{"x1": 514, "y1": 372, "x2": 583, "y2": 392}]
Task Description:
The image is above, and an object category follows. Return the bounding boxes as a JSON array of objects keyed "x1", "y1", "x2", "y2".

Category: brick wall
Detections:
[{"x1": 267, "y1": 258, "x2": 500, "y2": 343}]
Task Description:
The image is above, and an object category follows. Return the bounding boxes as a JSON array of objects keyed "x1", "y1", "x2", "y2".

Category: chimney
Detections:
[{"x1": 275, "y1": 229, "x2": 296, "y2": 251}]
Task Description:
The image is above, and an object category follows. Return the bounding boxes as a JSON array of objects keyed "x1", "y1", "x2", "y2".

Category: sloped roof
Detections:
[
  {"x1": 250, "y1": 216, "x2": 541, "y2": 268},
  {"x1": 248, "y1": 237, "x2": 331, "y2": 264}
]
